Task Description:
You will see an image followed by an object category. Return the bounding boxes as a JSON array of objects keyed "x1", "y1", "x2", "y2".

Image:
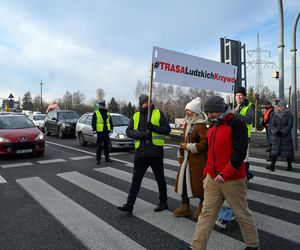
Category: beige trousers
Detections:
[{"x1": 191, "y1": 175, "x2": 259, "y2": 250}]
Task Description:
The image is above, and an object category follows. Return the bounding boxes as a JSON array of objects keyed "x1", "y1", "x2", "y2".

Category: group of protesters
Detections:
[{"x1": 93, "y1": 88, "x2": 294, "y2": 250}]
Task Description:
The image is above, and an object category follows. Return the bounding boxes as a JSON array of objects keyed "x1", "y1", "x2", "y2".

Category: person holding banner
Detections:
[
  {"x1": 117, "y1": 94, "x2": 171, "y2": 213},
  {"x1": 190, "y1": 95, "x2": 259, "y2": 250},
  {"x1": 174, "y1": 97, "x2": 208, "y2": 219}
]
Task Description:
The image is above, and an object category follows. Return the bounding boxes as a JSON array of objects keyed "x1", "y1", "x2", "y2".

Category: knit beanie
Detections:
[
  {"x1": 235, "y1": 86, "x2": 246, "y2": 96},
  {"x1": 139, "y1": 94, "x2": 149, "y2": 107},
  {"x1": 98, "y1": 100, "x2": 106, "y2": 106},
  {"x1": 277, "y1": 100, "x2": 287, "y2": 107},
  {"x1": 203, "y1": 96, "x2": 225, "y2": 112},
  {"x1": 185, "y1": 97, "x2": 202, "y2": 115}
]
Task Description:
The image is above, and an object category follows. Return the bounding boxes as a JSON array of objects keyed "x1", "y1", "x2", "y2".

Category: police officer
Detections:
[
  {"x1": 117, "y1": 94, "x2": 171, "y2": 213},
  {"x1": 92, "y1": 100, "x2": 113, "y2": 164}
]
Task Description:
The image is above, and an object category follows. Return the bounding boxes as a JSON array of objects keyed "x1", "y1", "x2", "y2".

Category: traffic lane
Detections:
[
  {"x1": 0, "y1": 141, "x2": 106, "y2": 183},
  {"x1": 0, "y1": 181, "x2": 87, "y2": 250}
]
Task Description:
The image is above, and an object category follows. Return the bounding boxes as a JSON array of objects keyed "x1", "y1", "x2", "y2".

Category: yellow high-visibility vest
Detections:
[
  {"x1": 133, "y1": 109, "x2": 164, "y2": 148},
  {"x1": 95, "y1": 110, "x2": 111, "y2": 132},
  {"x1": 239, "y1": 103, "x2": 253, "y2": 138}
]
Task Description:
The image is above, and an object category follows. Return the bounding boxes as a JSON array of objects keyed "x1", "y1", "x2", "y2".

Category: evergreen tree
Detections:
[
  {"x1": 22, "y1": 91, "x2": 33, "y2": 110},
  {"x1": 108, "y1": 97, "x2": 120, "y2": 113}
]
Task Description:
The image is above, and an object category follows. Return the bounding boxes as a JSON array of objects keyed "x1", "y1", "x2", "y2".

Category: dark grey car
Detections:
[
  {"x1": 44, "y1": 110, "x2": 80, "y2": 138},
  {"x1": 75, "y1": 113, "x2": 134, "y2": 151}
]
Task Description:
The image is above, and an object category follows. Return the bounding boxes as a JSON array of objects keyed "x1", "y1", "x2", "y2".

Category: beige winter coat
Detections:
[{"x1": 174, "y1": 114, "x2": 208, "y2": 198}]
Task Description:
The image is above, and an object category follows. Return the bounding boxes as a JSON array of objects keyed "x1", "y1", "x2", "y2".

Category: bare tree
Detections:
[
  {"x1": 63, "y1": 91, "x2": 72, "y2": 109},
  {"x1": 73, "y1": 91, "x2": 85, "y2": 109}
]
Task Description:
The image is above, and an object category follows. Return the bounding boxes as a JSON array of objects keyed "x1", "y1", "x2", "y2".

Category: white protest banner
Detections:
[{"x1": 152, "y1": 46, "x2": 237, "y2": 93}]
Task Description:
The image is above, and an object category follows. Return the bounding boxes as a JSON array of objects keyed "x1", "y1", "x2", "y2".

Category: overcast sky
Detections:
[{"x1": 0, "y1": 0, "x2": 299, "y2": 106}]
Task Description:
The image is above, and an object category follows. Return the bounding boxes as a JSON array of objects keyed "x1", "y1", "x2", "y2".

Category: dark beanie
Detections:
[
  {"x1": 235, "y1": 86, "x2": 246, "y2": 96},
  {"x1": 204, "y1": 96, "x2": 225, "y2": 112},
  {"x1": 139, "y1": 94, "x2": 149, "y2": 107},
  {"x1": 98, "y1": 100, "x2": 106, "y2": 106}
]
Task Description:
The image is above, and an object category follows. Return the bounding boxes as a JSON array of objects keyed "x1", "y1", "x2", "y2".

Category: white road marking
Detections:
[
  {"x1": 16, "y1": 176, "x2": 145, "y2": 250},
  {"x1": 58, "y1": 171, "x2": 244, "y2": 250},
  {"x1": 69, "y1": 156, "x2": 94, "y2": 160},
  {"x1": 0, "y1": 175, "x2": 7, "y2": 183},
  {"x1": 38, "y1": 159, "x2": 66, "y2": 164},
  {"x1": 1, "y1": 162, "x2": 33, "y2": 168}
]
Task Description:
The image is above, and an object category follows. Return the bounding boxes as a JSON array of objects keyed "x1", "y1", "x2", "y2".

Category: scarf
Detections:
[{"x1": 274, "y1": 109, "x2": 289, "y2": 119}]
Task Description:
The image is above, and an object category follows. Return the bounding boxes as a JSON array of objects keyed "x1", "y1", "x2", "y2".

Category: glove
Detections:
[
  {"x1": 180, "y1": 143, "x2": 188, "y2": 151},
  {"x1": 147, "y1": 121, "x2": 153, "y2": 130},
  {"x1": 276, "y1": 131, "x2": 283, "y2": 136},
  {"x1": 93, "y1": 131, "x2": 97, "y2": 138},
  {"x1": 178, "y1": 156, "x2": 183, "y2": 165}
]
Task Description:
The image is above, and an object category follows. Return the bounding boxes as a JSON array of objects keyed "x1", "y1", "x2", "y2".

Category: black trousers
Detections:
[
  {"x1": 96, "y1": 132, "x2": 110, "y2": 161},
  {"x1": 127, "y1": 156, "x2": 167, "y2": 205}
]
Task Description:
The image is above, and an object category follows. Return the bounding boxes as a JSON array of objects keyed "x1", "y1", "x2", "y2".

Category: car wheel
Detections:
[
  {"x1": 78, "y1": 133, "x2": 88, "y2": 146},
  {"x1": 44, "y1": 126, "x2": 51, "y2": 136},
  {"x1": 37, "y1": 150, "x2": 45, "y2": 156},
  {"x1": 58, "y1": 128, "x2": 64, "y2": 138}
]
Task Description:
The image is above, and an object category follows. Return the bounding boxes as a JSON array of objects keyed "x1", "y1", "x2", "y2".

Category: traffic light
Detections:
[{"x1": 272, "y1": 71, "x2": 279, "y2": 79}]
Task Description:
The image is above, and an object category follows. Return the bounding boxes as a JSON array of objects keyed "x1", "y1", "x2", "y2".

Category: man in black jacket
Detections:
[
  {"x1": 117, "y1": 94, "x2": 171, "y2": 213},
  {"x1": 92, "y1": 100, "x2": 113, "y2": 164}
]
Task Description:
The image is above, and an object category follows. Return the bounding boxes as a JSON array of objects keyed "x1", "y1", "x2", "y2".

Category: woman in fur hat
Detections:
[
  {"x1": 174, "y1": 97, "x2": 208, "y2": 219},
  {"x1": 267, "y1": 100, "x2": 294, "y2": 171}
]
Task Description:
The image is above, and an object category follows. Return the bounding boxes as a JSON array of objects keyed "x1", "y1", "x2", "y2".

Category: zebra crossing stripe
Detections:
[
  {"x1": 1, "y1": 162, "x2": 33, "y2": 168},
  {"x1": 249, "y1": 157, "x2": 300, "y2": 169},
  {"x1": 95, "y1": 167, "x2": 300, "y2": 244},
  {"x1": 16, "y1": 176, "x2": 146, "y2": 250},
  {"x1": 37, "y1": 159, "x2": 66, "y2": 164},
  {"x1": 0, "y1": 174, "x2": 7, "y2": 183},
  {"x1": 69, "y1": 156, "x2": 94, "y2": 160},
  {"x1": 251, "y1": 165, "x2": 300, "y2": 179},
  {"x1": 127, "y1": 159, "x2": 299, "y2": 194},
  {"x1": 58, "y1": 171, "x2": 244, "y2": 250}
]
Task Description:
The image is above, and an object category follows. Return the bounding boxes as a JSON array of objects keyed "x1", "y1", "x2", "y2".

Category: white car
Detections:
[
  {"x1": 28, "y1": 113, "x2": 46, "y2": 132},
  {"x1": 75, "y1": 113, "x2": 134, "y2": 151}
]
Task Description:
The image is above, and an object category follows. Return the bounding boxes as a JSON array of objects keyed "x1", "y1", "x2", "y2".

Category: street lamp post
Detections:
[
  {"x1": 40, "y1": 80, "x2": 44, "y2": 112},
  {"x1": 291, "y1": 11, "x2": 300, "y2": 151}
]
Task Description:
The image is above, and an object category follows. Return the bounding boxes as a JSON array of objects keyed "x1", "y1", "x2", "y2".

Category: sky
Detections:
[{"x1": 0, "y1": 0, "x2": 300, "y2": 106}]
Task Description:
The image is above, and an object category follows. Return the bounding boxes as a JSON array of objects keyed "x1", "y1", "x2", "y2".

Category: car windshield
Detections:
[
  {"x1": 0, "y1": 116, "x2": 35, "y2": 129},
  {"x1": 57, "y1": 112, "x2": 79, "y2": 119},
  {"x1": 33, "y1": 114, "x2": 46, "y2": 120},
  {"x1": 112, "y1": 115, "x2": 130, "y2": 126}
]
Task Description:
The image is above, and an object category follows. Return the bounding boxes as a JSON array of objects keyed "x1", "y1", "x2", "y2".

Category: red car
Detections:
[{"x1": 0, "y1": 114, "x2": 45, "y2": 156}]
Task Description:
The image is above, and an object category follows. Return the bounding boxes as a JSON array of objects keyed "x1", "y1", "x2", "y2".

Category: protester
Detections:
[
  {"x1": 262, "y1": 100, "x2": 274, "y2": 160},
  {"x1": 174, "y1": 97, "x2": 208, "y2": 219},
  {"x1": 92, "y1": 100, "x2": 113, "y2": 164},
  {"x1": 190, "y1": 95, "x2": 259, "y2": 250},
  {"x1": 117, "y1": 94, "x2": 171, "y2": 213},
  {"x1": 266, "y1": 100, "x2": 294, "y2": 171},
  {"x1": 232, "y1": 86, "x2": 255, "y2": 180}
]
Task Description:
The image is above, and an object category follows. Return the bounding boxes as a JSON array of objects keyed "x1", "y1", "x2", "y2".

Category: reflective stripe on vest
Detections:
[
  {"x1": 133, "y1": 109, "x2": 164, "y2": 148},
  {"x1": 240, "y1": 103, "x2": 252, "y2": 138},
  {"x1": 95, "y1": 110, "x2": 111, "y2": 132}
]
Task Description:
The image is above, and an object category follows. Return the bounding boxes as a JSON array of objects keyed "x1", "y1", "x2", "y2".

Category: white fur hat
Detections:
[{"x1": 185, "y1": 97, "x2": 202, "y2": 115}]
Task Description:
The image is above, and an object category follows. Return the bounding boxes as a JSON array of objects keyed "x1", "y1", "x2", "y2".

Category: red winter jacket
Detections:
[{"x1": 204, "y1": 113, "x2": 248, "y2": 181}]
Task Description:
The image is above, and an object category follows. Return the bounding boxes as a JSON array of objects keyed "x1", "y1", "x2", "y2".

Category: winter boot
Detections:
[
  {"x1": 193, "y1": 204, "x2": 203, "y2": 219},
  {"x1": 174, "y1": 203, "x2": 192, "y2": 217},
  {"x1": 266, "y1": 158, "x2": 276, "y2": 171},
  {"x1": 245, "y1": 162, "x2": 254, "y2": 181},
  {"x1": 287, "y1": 159, "x2": 293, "y2": 171}
]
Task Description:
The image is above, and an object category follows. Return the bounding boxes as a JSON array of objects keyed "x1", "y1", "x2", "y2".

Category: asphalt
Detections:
[{"x1": 250, "y1": 132, "x2": 300, "y2": 163}]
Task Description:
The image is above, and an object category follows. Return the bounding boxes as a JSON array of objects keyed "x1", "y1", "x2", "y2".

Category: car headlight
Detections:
[
  {"x1": 35, "y1": 132, "x2": 45, "y2": 141},
  {"x1": 0, "y1": 136, "x2": 9, "y2": 143},
  {"x1": 62, "y1": 123, "x2": 71, "y2": 127},
  {"x1": 116, "y1": 133, "x2": 126, "y2": 139}
]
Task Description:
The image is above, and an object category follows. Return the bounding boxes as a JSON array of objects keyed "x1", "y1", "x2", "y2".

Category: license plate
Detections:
[{"x1": 16, "y1": 149, "x2": 32, "y2": 154}]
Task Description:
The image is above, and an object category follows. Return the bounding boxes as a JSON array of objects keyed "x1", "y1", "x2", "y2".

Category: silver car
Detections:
[
  {"x1": 75, "y1": 112, "x2": 134, "y2": 151},
  {"x1": 28, "y1": 113, "x2": 46, "y2": 132}
]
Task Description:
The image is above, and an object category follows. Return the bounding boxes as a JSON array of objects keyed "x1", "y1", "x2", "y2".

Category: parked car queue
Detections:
[{"x1": 0, "y1": 110, "x2": 134, "y2": 157}]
